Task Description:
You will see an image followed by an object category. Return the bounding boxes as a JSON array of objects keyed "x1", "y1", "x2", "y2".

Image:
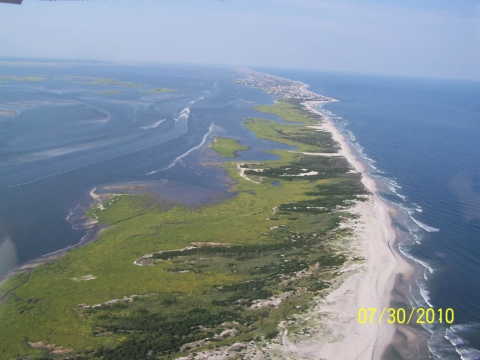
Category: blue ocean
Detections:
[
  {"x1": 261, "y1": 68, "x2": 480, "y2": 359},
  {"x1": 1, "y1": 62, "x2": 479, "y2": 359}
]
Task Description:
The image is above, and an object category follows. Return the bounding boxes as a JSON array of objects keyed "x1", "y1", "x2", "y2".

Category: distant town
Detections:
[{"x1": 236, "y1": 68, "x2": 334, "y2": 102}]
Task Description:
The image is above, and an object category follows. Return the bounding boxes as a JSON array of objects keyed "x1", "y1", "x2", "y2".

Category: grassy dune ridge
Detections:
[{"x1": 0, "y1": 100, "x2": 366, "y2": 359}]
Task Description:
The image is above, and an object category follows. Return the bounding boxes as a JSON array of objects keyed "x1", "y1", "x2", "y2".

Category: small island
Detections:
[
  {"x1": 0, "y1": 76, "x2": 44, "y2": 82},
  {"x1": 211, "y1": 136, "x2": 249, "y2": 158},
  {"x1": 143, "y1": 88, "x2": 178, "y2": 93},
  {"x1": 93, "y1": 90, "x2": 124, "y2": 95}
]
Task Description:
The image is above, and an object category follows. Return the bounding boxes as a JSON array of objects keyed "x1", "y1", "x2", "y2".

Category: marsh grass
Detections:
[{"x1": 211, "y1": 137, "x2": 249, "y2": 158}]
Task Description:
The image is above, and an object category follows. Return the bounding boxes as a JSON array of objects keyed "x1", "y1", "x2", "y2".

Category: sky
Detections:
[{"x1": 0, "y1": 0, "x2": 479, "y2": 80}]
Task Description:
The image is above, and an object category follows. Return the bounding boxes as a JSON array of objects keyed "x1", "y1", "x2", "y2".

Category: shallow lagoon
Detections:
[{"x1": 0, "y1": 64, "x2": 295, "y2": 279}]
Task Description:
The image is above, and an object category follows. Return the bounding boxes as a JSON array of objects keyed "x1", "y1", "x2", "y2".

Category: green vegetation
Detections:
[
  {"x1": 0, "y1": 76, "x2": 44, "y2": 82},
  {"x1": 93, "y1": 90, "x2": 124, "y2": 95},
  {"x1": 0, "y1": 273, "x2": 29, "y2": 300},
  {"x1": 143, "y1": 88, "x2": 178, "y2": 93},
  {"x1": 255, "y1": 99, "x2": 321, "y2": 126},
  {"x1": 86, "y1": 78, "x2": 142, "y2": 87},
  {"x1": 0, "y1": 99, "x2": 366, "y2": 359},
  {"x1": 245, "y1": 117, "x2": 338, "y2": 153},
  {"x1": 66, "y1": 76, "x2": 143, "y2": 88},
  {"x1": 66, "y1": 77, "x2": 177, "y2": 93},
  {"x1": 211, "y1": 136, "x2": 249, "y2": 158}
]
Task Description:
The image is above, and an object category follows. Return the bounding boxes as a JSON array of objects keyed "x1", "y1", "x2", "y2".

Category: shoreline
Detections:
[
  {"x1": 0, "y1": 189, "x2": 109, "y2": 286},
  {"x1": 289, "y1": 100, "x2": 425, "y2": 359},
  {"x1": 0, "y1": 181, "x2": 230, "y2": 286}
]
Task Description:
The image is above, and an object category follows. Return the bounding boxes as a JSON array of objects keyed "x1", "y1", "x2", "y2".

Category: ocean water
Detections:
[
  {"x1": 0, "y1": 63, "x2": 293, "y2": 280},
  {"x1": 260, "y1": 68, "x2": 480, "y2": 359}
]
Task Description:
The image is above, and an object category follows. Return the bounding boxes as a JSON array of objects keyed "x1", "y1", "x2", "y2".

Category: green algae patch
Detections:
[{"x1": 0, "y1": 100, "x2": 367, "y2": 359}]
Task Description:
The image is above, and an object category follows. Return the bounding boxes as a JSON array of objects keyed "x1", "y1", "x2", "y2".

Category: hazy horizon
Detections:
[{"x1": 1, "y1": 0, "x2": 479, "y2": 81}]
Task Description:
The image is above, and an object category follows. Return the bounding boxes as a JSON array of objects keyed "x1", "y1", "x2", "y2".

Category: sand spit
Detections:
[
  {"x1": 134, "y1": 246, "x2": 197, "y2": 266},
  {"x1": 76, "y1": 294, "x2": 154, "y2": 309},
  {"x1": 134, "y1": 242, "x2": 231, "y2": 266},
  {"x1": 236, "y1": 163, "x2": 261, "y2": 184},
  {"x1": 280, "y1": 171, "x2": 319, "y2": 177},
  {"x1": 28, "y1": 341, "x2": 72, "y2": 355},
  {"x1": 89, "y1": 187, "x2": 117, "y2": 203},
  {"x1": 71, "y1": 275, "x2": 96, "y2": 281}
]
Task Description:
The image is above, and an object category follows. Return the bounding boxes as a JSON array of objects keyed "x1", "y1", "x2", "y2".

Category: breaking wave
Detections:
[
  {"x1": 175, "y1": 107, "x2": 190, "y2": 122},
  {"x1": 411, "y1": 216, "x2": 440, "y2": 233},
  {"x1": 314, "y1": 101, "x2": 461, "y2": 358}
]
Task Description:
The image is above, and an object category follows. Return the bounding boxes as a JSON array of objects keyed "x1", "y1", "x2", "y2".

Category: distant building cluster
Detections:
[{"x1": 236, "y1": 68, "x2": 333, "y2": 102}]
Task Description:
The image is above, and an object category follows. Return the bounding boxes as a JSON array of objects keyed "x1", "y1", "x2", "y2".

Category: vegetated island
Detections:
[
  {"x1": 0, "y1": 76, "x2": 45, "y2": 82},
  {"x1": 65, "y1": 76, "x2": 177, "y2": 93},
  {"x1": 65, "y1": 76, "x2": 144, "y2": 88},
  {"x1": 93, "y1": 90, "x2": 124, "y2": 95},
  {"x1": 0, "y1": 70, "x2": 424, "y2": 360},
  {"x1": 211, "y1": 136, "x2": 249, "y2": 158},
  {"x1": 143, "y1": 88, "x2": 178, "y2": 93}
]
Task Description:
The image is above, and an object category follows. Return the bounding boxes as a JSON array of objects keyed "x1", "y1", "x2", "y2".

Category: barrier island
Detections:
[{"x1": 0, "y1": 70, "x2": 413, "y2": 359}]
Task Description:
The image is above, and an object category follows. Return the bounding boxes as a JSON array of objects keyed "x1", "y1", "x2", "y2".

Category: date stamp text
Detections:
[{"x1": 357, "y1": 307, "x2": 454, "y2": 325}]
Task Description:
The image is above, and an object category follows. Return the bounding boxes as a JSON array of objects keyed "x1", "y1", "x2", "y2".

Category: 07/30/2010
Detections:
[{"x1": 357, "y1": 307, "x2": 454, "y2": 325}]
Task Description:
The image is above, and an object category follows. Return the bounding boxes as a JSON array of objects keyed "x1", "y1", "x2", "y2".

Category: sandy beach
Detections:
[{"x1": 265, "y1": 101, "x2": 420, "y2": 359}]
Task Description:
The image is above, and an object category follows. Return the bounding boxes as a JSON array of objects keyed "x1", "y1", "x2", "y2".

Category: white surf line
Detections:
[
  {"x1": 139, "y1": 119, "x2": 165, "y2": 130},
  {"x1": 411, "y1": 216, "x2": 440, "y2": 233},
  {"x1": 148, "y1": 122, "x2": 214, "y2": 174},
  {"x1": 165, "y1": 122, "x2": 213, "y2": 169},
  {"x1": 175, "y1": 107, "x2": 190, "y2": 121}
]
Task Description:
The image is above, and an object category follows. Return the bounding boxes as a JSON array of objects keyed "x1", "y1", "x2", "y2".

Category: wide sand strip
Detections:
[{"x1": 270, "y1": 101, "x2": 415, "y2": 359}]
